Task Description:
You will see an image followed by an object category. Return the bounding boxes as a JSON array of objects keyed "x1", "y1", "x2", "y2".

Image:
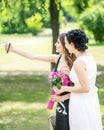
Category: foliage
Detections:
[
  {"x1": 80, "y1": 2, "x2": 104, "y2": 42},
  {"x1": 25, "y1": 13, "x2": 43, "y2": 35},
  {"x1": 0, "y1": 0, "x2": 90, "y2": 35},
  {"x1": 73, "y1": 0, "x2": 89, "y2": 13},
  {"x1": 0, "y1": 0, "x2": 46, "y2": 34}
]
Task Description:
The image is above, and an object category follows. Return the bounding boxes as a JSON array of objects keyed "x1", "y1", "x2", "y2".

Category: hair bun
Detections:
[{"x1": 66, "y1": 29, "x2": 89, "y2": 52}]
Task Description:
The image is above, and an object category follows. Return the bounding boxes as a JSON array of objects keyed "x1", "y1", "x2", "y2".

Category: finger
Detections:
[
  {"x1": 56, "y1": 90, "x2": 61, "y2": 95},
  {"x1": 4, "y1": 44, "x2": 10, "y2": 51},
  {"x1": 6, "y1": 43, "x2": 11, "y2": 53}
]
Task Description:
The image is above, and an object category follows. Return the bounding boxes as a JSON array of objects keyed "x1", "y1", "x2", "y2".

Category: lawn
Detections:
[
  {"x1": 0, "y1": 73, "x2": 103, "y2": 130},
  {"x1": 0, "y1": 75, "x2": 50, "y2": 130},
  {"x1": 0, "y1": 34, "x2": 104, "y2": 129}
]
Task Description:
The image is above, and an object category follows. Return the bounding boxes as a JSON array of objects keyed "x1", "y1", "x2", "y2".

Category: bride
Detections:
[{"x1": 56, "y1": 29, "x2": 103, "y2": 130}]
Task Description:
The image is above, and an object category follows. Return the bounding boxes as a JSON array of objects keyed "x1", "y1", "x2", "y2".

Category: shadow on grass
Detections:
[
  {"x1": 0, "y1": 107, "x2": 49, "y2": 130},
  {"x1": 0, "y1": 72, "x2": 104, "y2": 128},
  {"x1": 97, "y1": 64, "x2": 104, "y2": 71},
  {"x1": 0, "y1": 74, "x2": 50, "y2": 130},
  {"x1": 0, "y1": 74, "x2": 50, "y2": 103}
]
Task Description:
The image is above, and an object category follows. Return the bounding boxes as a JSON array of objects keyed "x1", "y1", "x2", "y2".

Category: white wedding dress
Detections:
[{"x1": 69, "y1": 55, "x2": 103, "y2": 130}]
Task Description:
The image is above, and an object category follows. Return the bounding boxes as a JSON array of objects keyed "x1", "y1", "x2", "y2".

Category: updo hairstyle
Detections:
[{"x1": 66, "y1": 29, "x2": 89, "y2": 52}]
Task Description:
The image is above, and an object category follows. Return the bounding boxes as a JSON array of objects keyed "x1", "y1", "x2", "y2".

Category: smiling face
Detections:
[{"x1": 55, "y1": 38, "x2": 64, "y2": 54}]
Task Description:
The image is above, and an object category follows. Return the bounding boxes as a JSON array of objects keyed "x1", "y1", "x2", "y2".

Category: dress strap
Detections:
[{"x1": 54, "y1": 55, "x2": 62, "y2": 72}]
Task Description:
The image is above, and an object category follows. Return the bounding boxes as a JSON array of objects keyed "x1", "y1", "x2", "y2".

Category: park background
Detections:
[{"x1": 0, "y1": 0, "x2": 104, "y2": 130}]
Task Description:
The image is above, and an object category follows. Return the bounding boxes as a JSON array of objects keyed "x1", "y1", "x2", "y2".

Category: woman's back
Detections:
[{"x1": 70, "y1": 55, "x2": 97, "y2": 91}]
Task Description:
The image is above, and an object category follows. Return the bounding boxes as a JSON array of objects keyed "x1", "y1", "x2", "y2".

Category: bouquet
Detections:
[{"x1": 47, "y1": 71, "x2": 72, "y2": 109}]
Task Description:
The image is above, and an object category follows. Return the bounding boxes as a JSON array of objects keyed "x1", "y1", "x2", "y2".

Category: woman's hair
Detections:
[
  {"x1": 59, "y1": 33, "x2": 76, "y2": 69},
  {"x1": 66, "y1": 29, "x2": 89, "y2": 52}
]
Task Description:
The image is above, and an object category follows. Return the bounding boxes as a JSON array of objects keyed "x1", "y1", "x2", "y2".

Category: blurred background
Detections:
[{"x1": 0, "y1": 0, "x2": 104, "y2": 130}]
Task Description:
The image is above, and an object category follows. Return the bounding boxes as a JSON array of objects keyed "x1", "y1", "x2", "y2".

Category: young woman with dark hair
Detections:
[{"x1": 56, "y1": 29, "x2": 103, "y2": 130}]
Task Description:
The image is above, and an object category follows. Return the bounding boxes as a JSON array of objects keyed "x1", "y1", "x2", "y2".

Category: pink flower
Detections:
[
  {"x1": 48, "y1": 71, "x2": 70, "y2": 89},
  {"x1": 47, "y1": 71, "x2": 74, "y2": 110}
]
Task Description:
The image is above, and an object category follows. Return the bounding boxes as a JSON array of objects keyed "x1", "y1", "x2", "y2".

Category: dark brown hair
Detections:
[{"x1": 59, "y1": 33, "x2": 76, "y2": 69}]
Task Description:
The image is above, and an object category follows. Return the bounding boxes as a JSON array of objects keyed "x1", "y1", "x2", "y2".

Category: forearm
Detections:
[
  {"x1": 51, "y1": 93, "x2": 70, "y2": 102},
  {"x1": 61, "y1": 93, "x2": 70, "y2": 101},
  {"x1": 12, "y1": 48, "x2": 57, "y2": 62},
  {"x1": 12, "y1": 48, "x2": 35, "y2": 59},
  {"x1": 63, "y1": 85, "x2": 89, "y2": 93}
]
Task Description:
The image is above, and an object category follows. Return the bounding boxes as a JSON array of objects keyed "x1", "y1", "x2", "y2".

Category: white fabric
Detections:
[{"x1": 69, "y1": 55, "x2": 103, "y2": 130}]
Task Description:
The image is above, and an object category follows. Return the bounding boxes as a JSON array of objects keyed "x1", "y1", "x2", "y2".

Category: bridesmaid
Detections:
[{"x1": 5, "y1": 33, "x2": 75, "y2": 130}]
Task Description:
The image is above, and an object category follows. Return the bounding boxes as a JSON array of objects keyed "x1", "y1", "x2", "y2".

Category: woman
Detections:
[
  {"x1": 56, "y1": 29, "x2": 103, "y2": 130},
  {"x1": 5, "y1": 33, "x2": 75, "y2": 130}
]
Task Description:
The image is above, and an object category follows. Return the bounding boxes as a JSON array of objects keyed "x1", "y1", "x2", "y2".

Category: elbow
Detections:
[
  {"x1": 83, "y1": 86, "x2": 90, "y2": 93},
  {"x1": 84, "y1": 88, "x2": 90, "y2": 93}
]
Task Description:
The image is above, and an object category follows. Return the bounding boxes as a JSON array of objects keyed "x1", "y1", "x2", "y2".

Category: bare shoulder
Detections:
[{"x1": 74, "y1": 58, "x2": 86, "y2": 72}]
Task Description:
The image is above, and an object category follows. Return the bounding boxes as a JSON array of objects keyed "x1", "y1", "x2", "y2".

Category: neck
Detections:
[{"x1": 75, "y1": 50, "x2": 86, "y2": 58}]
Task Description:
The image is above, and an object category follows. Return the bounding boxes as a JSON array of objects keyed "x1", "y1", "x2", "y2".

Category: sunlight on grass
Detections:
[
  {"x1": 0, "y1": 101, "x2": 49, "y2": 130},
  {"x1": 0, "y1": 35, "x2": 52, "y2": 71},
  {"x1": 88, "y1": 45, "x2": 104, "y2": 65},
  {"x1": 0, "y1": 102, "x2": 46, "y2": 112},
  {"x1": 101, "y1": 105, "x2": 104, "y2": 126}
]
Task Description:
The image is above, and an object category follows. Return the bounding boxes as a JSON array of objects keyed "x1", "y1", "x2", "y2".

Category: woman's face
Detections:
[{"x1": 55, "y1": 38, "x2": 64, "y2": 53}]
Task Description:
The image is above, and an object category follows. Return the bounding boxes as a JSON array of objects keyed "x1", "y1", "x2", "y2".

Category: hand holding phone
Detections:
[{"x1": 6, "y1": 43, "x2": 11, "y2": 53}]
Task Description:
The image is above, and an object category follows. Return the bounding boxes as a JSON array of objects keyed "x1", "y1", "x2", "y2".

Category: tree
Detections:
[
  {"x1": 49, "y1": 0, "x2": 60, "y2": 69},
  {"x1": 80, "y1": 2, "x2": 104, "y2": 42},
  {"x1": 0, "y1": 0, "x2": 89, "y2": 70}
]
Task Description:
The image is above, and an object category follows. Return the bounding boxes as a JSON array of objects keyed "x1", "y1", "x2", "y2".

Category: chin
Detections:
[{"x1": 56, "y1": 50, "x2": 59, "y2": 53}]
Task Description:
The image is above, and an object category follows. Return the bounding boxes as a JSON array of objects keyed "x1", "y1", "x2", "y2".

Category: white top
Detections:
[{"x1": 69, "y1": 55, "x2": 103, "y2": 130}]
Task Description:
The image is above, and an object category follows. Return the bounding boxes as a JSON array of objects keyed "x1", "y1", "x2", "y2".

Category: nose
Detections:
[{"x1": 55, "y1": 42, "x2": 57, "y2": 46}]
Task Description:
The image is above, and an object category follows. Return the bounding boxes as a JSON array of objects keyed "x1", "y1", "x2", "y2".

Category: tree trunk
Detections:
[{"x1": 49, "y1": 0, "x2": 60, "y2": 70}]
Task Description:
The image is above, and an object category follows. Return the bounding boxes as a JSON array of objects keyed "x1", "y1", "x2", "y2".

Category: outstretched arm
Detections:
[{"x1": 5, "y1": 43, "x2": 59, "y2": 63}]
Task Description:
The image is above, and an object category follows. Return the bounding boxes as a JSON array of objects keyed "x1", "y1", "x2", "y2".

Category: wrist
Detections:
[
  {"x1": 12, "y1": 48, "x2": 16, "y2": 52},
  {"x1": 62, "y1": 96, "x2": 65, "y2": 102},
  {"x1": 63, "y1": 86, "x2": 67, "y2": 92}
]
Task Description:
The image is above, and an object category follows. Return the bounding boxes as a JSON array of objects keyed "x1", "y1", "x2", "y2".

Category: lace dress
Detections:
[{"x1": 69, "y1": 55, "x2": 103, "y2": 130}]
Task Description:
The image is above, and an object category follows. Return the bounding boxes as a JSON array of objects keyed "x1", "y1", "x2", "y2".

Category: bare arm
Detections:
[
  {"x1": 56, "y1": 60, "x2": 90, "y2": 94},
  {"x1": 51, "y1": 93, "x2": 70, "y2": 102},
  {"x1": 5, "y1": 43, "x2": 59, "y2": 63}
]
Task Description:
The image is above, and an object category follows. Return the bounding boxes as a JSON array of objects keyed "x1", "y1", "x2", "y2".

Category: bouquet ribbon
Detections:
[{"x1": 47, "y1": 87, "x2": 56, "y2": 110}]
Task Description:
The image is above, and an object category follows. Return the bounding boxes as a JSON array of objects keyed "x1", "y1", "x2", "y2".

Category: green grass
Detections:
[
  {"x1": 0, "y1": 73, "x2": 103, "y2": 130},
  {"x1": 88, "y1": 45, "x2": 104, "y2": 66},
  {"x1": 97, "y1": 73, "x2": 104, "y2": 126},
  {"x1": 0, "y1": 75, "x2": 49, "y2": 102},
  {"x1": 0, "y1": 74, "x2": 50, "y2": 130},
  {"x1": 0, "y1": 34, "x2": 104, "y2": 129}
]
